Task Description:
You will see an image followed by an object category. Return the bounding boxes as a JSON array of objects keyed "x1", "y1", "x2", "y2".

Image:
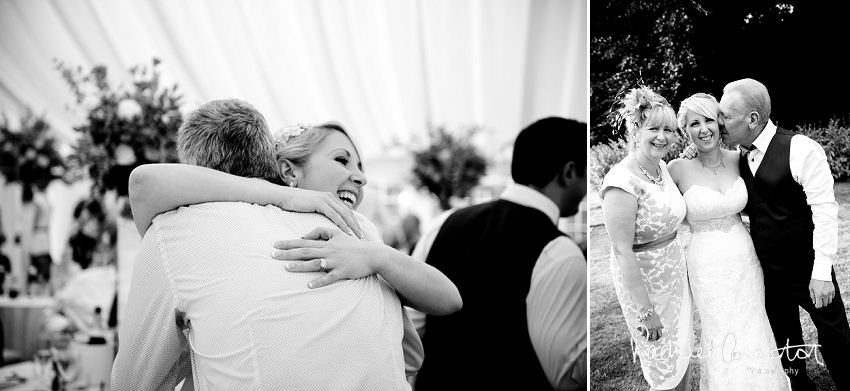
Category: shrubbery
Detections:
[
  {"x1": 795, "y1": 118, "x2": 850, "y2": 180},
  {"x1": 589, "y1": 138, "x2": 628, "y2": 192}
]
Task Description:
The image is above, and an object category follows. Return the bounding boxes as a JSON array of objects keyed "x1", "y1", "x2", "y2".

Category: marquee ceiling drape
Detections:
[{"x1": 0, "y1": 0, "x2": 587, "y2": 166}]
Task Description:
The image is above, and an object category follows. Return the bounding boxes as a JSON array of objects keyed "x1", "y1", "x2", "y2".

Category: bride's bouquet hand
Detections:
[
  {"x1": 275, "y1": 186, "x2": 363, "y2": 239},
  {"x1": 272, "y1": 227, "x2": 385, "y2": 288}
]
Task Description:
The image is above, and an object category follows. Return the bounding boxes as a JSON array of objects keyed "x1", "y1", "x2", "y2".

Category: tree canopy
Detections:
[{"x1": 592, "y1": 1, "x2": 850, "y2": 145}]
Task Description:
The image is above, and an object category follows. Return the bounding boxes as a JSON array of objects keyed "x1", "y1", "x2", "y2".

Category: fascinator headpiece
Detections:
[{"x1": 610, "y1": 86, "x2": 671, "y2": 133}]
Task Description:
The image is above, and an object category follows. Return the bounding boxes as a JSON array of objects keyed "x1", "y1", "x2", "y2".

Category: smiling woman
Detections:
[
  {"x1": 274, "y1": 123, "x2": 367, "y2": 210},
  {"x1": 598, "y1": 86, "x2": 694, "y2": 390}
]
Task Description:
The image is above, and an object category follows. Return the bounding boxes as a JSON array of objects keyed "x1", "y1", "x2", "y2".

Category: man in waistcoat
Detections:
[
  {"x1": 718, "y1": 78, "x2": 850, "y2": 390},
  {"x1": 410, "y1": 117, "x2": 587, "y2": 390}
]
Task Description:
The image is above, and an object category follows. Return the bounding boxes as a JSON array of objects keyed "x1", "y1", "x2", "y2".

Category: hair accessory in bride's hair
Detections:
[
  {"x1": 274, "y1": 123, "x2": 314, "y2": 148},
  {"x1": 609, "y1": 86, "x2": 671, "y2": 133}
]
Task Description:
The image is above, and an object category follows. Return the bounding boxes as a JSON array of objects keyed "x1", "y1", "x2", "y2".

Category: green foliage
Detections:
[
  {"x1": 592, "y1": 0, "x2": 708, "y2": 145},
  {"x1": 589, "y1": 138, "x2": 629, "y2": 192},
  {"x1": 795, "y1": 118, "x2": 850, "y2": 180},
  {"x1": 56, "y1": 58, "x2": 183, "y2": 196},
  {"x1": 0, "y1": 110, "x2": 66, "y2": 190},
  {"x1": 411, "y1": 126, "x2": 488, "y2": 211}
]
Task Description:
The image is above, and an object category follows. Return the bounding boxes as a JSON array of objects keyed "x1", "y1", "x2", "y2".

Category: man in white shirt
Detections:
[
  {"x1": 410, "y1": 117, "x2": 587, "y2": 390},
  {"x1": 111, "y1": 99, "x2": 420, "y2": 390},
  {"x1": 717, "y1": 78, "x2": 850, "y2": 391}
]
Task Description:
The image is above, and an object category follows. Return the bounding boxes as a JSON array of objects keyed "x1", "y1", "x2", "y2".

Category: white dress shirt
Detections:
[
  {"x1": 409, "y1": 184, "x2": 587, "y2": 390},
  {"x1": 743, "y1": 120, "x2": 839, "y2": 281},
  {"x1": 111, "y1": 202, "x2": 421, "y2": 390}
]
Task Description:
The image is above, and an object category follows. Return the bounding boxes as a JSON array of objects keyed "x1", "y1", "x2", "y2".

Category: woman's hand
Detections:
[
  {"x1": 275, "y1": 187, "x2": 363, "y2": 239},
  {"x1": 272, "y1": 226, "x2": 385, "y2": 288},
  {"x1": 634, "y1": 309, "x2": 663, "y2": 343},
  {"x1": 272, "y1": 226, "x2": 462, "y2": 315}
]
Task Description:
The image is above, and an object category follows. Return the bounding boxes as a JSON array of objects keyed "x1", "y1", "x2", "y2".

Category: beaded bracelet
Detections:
[{"x1": 636, "y1": 307, "x2": 654, "y2": 322}]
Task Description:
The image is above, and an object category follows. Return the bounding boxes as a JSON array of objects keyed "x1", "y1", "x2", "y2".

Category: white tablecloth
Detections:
[{"x1": 0, "y1": 296, "x2": 55, "y2": 361}]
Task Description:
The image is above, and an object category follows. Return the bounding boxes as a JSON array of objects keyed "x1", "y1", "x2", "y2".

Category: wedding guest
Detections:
[
  {"x1": 24, "y1": 184, "x2": 52, "y2": 295},
  {"x1": 0, "y1": 235, "x2": 10, "y2": 294},
  {"x1": 600, "y1": 86, "x2": 692, "y2": 390},
  {"x1": 387, "y1": 214, "x2": 421, "y2": 256},
  {"x1": 43, "y1": 314, "x2": 82, "y2": 385},
  {"x1": 411, "y1": 117, "x2": 587, "y2": 390},
  {"x1": 112, "y1": 99, "x2": 460, "y2": 390}
]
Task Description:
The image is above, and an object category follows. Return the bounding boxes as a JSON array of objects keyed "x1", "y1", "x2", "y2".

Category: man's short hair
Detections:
[
  {"x1": 511, "y1": 117, "x2": 586, "y2": 188},
  {"x1": 723, "y1": 78, "x2": 771, "y2": 125},
  {"x1": 177, "y1": 99, "x2": 283, "y2": 185}
]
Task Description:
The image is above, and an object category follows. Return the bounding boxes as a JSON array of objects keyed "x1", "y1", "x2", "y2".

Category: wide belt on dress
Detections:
[{"x1": 632, "y1": 230, "x2": 677, "y2": 252}]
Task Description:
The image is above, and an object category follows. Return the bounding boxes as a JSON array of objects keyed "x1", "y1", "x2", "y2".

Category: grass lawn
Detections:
[{"x1": 588, "y1": 181, "x2": 850, "y2": 391}]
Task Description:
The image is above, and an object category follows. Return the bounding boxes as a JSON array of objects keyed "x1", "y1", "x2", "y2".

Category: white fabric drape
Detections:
[
  {"x1": 0, "y1": 0, "x2": 587, "y2": 326},
  {"x1": 0, "y1": 0, "x2": 586, "y2": 159}
]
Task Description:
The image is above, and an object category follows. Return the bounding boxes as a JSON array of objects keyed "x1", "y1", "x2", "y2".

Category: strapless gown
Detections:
[{"x1": 684, "y1": 177, "x2": 790, "y2": 390}]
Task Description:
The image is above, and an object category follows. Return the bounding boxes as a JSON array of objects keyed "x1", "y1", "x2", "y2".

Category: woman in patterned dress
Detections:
[{"x1": 600, "y1": 86, "x2": 693, "y2": 390}]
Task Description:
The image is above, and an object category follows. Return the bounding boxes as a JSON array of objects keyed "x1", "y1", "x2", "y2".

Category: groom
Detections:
[{"x1": 717, "y1": 78, "x2": 850, "y2": 390}]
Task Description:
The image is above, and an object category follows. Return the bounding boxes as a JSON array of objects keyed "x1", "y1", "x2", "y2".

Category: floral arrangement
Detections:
[
  {"x1": 0, "y1": 110, "x2": 66, "y2": 191},
  {"x1": 609, "y1": 85, "x2": 672, "y2": 134},
  {"x1": 57, "y1": 58, "x2": 184, "y2": 199},
  {"x1": 411, "y1": 125, "x2": 488, "y2": 211}
]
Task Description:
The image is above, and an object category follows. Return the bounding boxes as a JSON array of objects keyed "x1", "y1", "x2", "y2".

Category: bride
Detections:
[{"x1": 667, "y1": 93, "x2": 790, "y2": 390}]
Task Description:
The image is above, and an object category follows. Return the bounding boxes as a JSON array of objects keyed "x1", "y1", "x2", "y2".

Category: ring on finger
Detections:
[{"x1": 318, "y1": 258, "x2": 327, "y2": 273}]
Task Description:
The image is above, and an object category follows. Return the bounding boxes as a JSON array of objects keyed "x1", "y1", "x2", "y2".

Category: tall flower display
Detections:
[
  {"x1": 57, "y1": 58, "x2": 183, "y2": 205},
  {"x1": 411, "y1": 126, "x2": 488, "y2": 211},
  {"x1": 0, "y1": 110, "x2": 66, "y2": 191}
]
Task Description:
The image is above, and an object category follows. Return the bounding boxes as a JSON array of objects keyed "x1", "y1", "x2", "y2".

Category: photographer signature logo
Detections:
[{"x1": 630, "y1": 329, "x2": 824, "y2": 366}]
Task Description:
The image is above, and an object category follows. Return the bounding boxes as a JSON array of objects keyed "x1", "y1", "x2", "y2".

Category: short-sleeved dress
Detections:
[{"x1": 600, "y1": 158, "x2": 693, "y2": 389}]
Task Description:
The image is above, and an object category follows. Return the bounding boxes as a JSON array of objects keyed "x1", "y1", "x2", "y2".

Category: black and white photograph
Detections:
[
  {"x1": 0, "y1": 0, "x2": 588, "y2": 390},
  {"x1": 590, "y1": 2, "x2": 850, "y2": 390}
]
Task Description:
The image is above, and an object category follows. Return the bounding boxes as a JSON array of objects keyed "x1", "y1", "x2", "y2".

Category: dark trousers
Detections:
[
  {"x1": 764, "y1": 271, "x2": 850, "y2": 390},
  {"x1": 27, "y1": 254, "x2": 51, "y2": 283}
]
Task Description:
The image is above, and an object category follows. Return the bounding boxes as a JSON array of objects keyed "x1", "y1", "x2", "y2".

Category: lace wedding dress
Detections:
[{"x1": 684, "y1": 177, "x2": 790, "y2": 390}]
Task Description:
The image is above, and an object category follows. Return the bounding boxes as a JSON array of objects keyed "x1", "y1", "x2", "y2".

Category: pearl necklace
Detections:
[{"x1": 633, "y1": 155, "x2": 664, "y2": 190}]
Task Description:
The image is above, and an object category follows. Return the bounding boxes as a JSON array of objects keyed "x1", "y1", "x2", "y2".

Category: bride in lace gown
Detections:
[{"x1": 668, "y1": 93, "x2": 790, "y2": 390}]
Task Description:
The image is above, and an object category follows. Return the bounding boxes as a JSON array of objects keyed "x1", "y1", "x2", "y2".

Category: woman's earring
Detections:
[{"x1": 289, "y1": 180, "x2": 296, "y2": 187}]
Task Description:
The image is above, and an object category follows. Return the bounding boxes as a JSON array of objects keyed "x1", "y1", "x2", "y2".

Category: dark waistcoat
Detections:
[
  {"x1": 739, "y1": 127, "x2": 814, "y2": 284},
  {"x1": 415, "y1": 199, "x2": 565, "y2": 390}
]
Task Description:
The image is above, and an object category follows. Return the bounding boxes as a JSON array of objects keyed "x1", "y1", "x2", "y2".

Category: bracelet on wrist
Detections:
[{"x1": 636, "y1": 307, "x2": 654, "y2": 322}]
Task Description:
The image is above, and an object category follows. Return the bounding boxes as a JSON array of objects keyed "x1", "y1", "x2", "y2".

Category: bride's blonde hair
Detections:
[
  {"x1": 677, "y1": 93, "x2": 720, "y2": 136},
  {"x1": 272, "y1": 122, "x2": 365, "y2": 171}
]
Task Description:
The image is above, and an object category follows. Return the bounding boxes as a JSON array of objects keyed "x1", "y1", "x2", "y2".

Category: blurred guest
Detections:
[
  {"x1": 67, "y1": 218, "x2": 99, "y2": 270},
  {"x1": 387, "y1": 214, "x2": 421, "y2": 255},
  {"x1": 411, "y1": 117, "x2": 587, "y2": 390},
  {"x1": 0, "y1": 234, "x2": 10, "y2": 294},
  {"x1": 43, "y1": 314, "x2": 82, "y2": 384},
  {"x1": 24, "y1": 184, "x2": 52, "y2": 295},
  {"x1": 64, "y1": 199, "x2": 113, "y2": 272}
]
